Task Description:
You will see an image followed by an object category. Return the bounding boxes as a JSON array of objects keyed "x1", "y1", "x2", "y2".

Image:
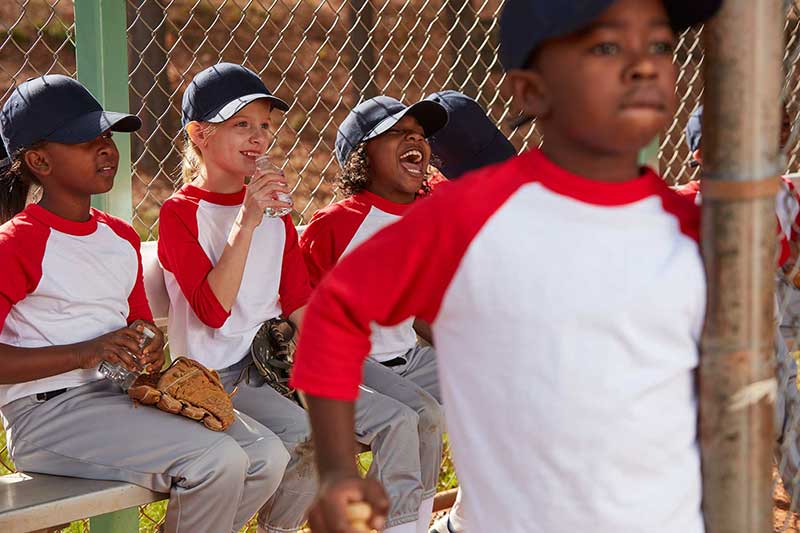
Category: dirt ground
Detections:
[{"x1": 776, "y1": 467, "x2": 800, "y2": 532}]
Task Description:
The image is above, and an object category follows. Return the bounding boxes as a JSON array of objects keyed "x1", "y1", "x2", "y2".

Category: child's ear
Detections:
[
  {"x1": 186, "y1": 121, "x2": 209, "y2": 147},
  {"x1": 506, "y1": 68, "x2": 551, "y2": 119},
  {"x1": 24, "y1": 148, "x2": 51, "y2": 177}
]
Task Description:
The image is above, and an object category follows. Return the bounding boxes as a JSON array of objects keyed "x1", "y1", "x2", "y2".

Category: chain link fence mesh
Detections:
[{"x1": 7, "y1": 0, "x2": 800, "y2": 531}]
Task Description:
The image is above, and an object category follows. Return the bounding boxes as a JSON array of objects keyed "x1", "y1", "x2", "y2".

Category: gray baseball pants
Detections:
[
  {"x1": 1, "y1": 379, "x2": 290, "y2": 533},
  {"x1": 362, "y1": 344, "x2": 443, "y2": 501},
  {"x1": 219, "y1": 354, "x2": 443, "y2": 531}
]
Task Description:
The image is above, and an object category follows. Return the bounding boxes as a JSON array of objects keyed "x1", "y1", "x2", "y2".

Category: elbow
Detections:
[{"x1": 190, "y1": 300, "x2": 231, "y2": 329}]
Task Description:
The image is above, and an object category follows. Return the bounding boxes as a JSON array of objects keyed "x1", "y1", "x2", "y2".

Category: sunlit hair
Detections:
[{"x1": 179, "y1": 123, "x2": 217, "y2": 183}]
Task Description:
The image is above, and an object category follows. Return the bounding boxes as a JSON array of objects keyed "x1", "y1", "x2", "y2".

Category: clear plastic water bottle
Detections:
[
  {"x1": 98, "y1": 324, "x2": 157, "y2": 391},
  {"x1": 254, "y1": 155, "x2": 293, "y2": 218}
]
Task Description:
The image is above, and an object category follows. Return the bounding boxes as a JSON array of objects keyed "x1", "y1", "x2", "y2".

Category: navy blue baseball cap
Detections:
[
  {"x1": 335, "y1": 95, "x2": 449, "y2": 168},
  {"x1": 182, "y1": 63, "x2": 289, "y2": 127},
  {"x1": 685, "y1": 105, "x2": 703, "y2": 152},
  {"x1": 499, "y1": 0, "x2": 723, "y2": 71},
  {"x1": 1, "y1": 75, "x2": 141, "y2": 155},
  {"x1": 424, "y1": 91, "x2": 516, "y2": 179},
  {"x1": 685, "y1": 105, "x2": 703, "y2": 167}
]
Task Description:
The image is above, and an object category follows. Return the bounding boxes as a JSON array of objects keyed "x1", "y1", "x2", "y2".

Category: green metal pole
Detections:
[
  {"x1": 74, "y1": 2, "x2": 137, "y2": 529},
  {"x1": 89, "y1": 507, "x2": 139, "y2": 533},
  {"x1": 638, "y1": 136, "x2": 660, "y2": 171},
  {"x1": 74, "y1": 0, "x2": 133, "y2": 221}
]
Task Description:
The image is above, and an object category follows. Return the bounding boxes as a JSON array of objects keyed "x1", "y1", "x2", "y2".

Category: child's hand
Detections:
[
  {"x1": 239, "y1": 168, "x2": 291, "y2": 229},
  {"x1": 130, "y1": 319, "x2": 165, "y2": 373},
  {"x1": 74, "y1": 326, "x2": 146, "y2": 372},
  {"x1": 307, "y1": 474, "x2": 388, "y2": 533}
]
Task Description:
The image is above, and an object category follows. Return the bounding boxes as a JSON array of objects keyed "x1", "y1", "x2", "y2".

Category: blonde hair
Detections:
[{"x1": 179, "y1": 122, "x2": 217, "y2": 183}]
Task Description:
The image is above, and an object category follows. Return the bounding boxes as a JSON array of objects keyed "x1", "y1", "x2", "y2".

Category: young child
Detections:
[
  {"x1": 299, "y1": 95, "x2": 449, "y2": 531},
  {"x1": 421, "y1": 90, "x2": 516, "y2": 533},
  {"x1": 0, "y1": 75, "x2": 289, "y2": 533},
  {"x1": 424, "y1": 90, "x2": 516, "y2": 181},
  {"x1": 289, "y1": 1, "x2": 722, "y2": 532},
  {"x1": 159, "y1": 63, "x2": 446, "y2": 533},
  {"x1": 678, "y1": 104, "x2": 800, "y2": 269}
]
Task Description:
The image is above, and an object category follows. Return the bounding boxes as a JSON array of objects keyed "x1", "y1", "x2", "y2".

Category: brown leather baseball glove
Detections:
[{"x1": 128, "y1": 356, "x2": 236, "y2": 431}]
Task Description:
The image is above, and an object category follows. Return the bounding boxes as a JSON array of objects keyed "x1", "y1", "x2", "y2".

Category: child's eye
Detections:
[
  {"x1": 235, "y1": 121, "x2": 248, "y2": 127},
  {"x1": 260, "y1": 123, "x2": 270, "y2": 130},
  {"x1": 650, "y1": 41, "x2": 675, "y2": 54},
  {"x1": 102, "y1": 131, "x2": 113, "y2": 140},
  {"x1": 590, "y1": 42, "x2": 620, "y2": 55}
]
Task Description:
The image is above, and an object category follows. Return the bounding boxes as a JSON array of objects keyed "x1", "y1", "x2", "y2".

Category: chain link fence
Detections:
[{"x1": 8, "y1": 0, "x2": 800, "y2": 531}]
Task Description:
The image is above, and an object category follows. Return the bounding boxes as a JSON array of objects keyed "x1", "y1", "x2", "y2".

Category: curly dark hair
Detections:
[{"x1": 336, "y1": 141, "x2": 438, "y2": 198}]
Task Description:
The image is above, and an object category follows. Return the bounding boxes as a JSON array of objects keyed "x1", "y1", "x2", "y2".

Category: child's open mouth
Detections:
[
  {"x1": 97, "y1": 164, "x2": 117, "y2": 177},
  {"x1": 399, "y1": 149, "x2": 424, "y2": 176}
]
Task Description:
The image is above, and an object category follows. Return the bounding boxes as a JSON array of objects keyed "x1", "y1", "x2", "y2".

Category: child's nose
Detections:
[
  {"x1": 627, "y1": 55, "x2": 659, "y2": 82},
  {"x1": 251, "y1": 127, "x2": 270, "y2": 144},
  {"x1": 97, "y1": 137, "x2": 115, "y2": 154},
  {"x1": 406, "y1": 130, "x2": 425, "y2": 142}
]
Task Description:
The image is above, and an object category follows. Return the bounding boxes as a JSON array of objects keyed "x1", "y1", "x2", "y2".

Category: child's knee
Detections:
[
  {"x1": 416, "y1": 391, "x2": 445, "y2": 437},
  {"x1": 257, "y1": 434, "x2": 291, "y2": 477},
  {"x1": 184, "y1": 437, "x2": 251, "y2": 489}
]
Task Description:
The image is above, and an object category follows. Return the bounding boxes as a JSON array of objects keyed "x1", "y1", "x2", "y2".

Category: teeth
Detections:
[{"x1": 400, "y1": 149, "x2": 423, "y2": 164}]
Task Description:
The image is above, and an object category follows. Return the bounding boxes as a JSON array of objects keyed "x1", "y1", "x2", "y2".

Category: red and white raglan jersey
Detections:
[
  {"x1": 299, "y1": 190, "x2": 417, "y2": 362},
  {"x1": 0, "y1": 205, "x2": 152, "y2": 408},
  {"x1": 676, "y1": 177, "x2": 800, "y2": 268},
  {"x1": 158, "y1": 184, "x2": 311, "y2": 370},
  {"x1": 292, "y1": 149, "x2": 706, "y2": 533}
]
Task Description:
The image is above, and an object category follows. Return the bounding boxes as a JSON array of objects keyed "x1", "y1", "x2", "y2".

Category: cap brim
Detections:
[
  {"x1": 206, "y1": 93, "x2": 290, "y2": 123},
  {"x1": 45, "y1": 110, "x2": 142, "y2": 145},
  {"x1": 665, "y1": 0, "x2": 723, "y2": 31},
  {"x1": 363, "y1": 100, "x2": 449, "y2": 142}
]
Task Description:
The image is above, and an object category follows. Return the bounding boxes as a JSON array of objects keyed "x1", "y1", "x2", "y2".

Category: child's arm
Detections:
[
  {"x1": 306, "y1": 396, "x2": 389, "y2": 532},
  {"x1": 0, "y1": 326, "x2": 146, "y2": 384},
  {"x1": 159, "y1": 170, "x2": 289, "y2": 326},
  {"x1": 207, "y1": 170, "x2": 291, "y2": 310},
  {"x1": 278, "y1": 217, "x2": 312, "y2": 319},
  {"x1": 413, "y1": 319, "x2": 433, "y2": 344}
]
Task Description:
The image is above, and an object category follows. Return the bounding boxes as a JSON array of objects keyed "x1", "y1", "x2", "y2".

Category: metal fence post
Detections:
[
  {"x1": 699, "y1": 1, "x2": 784, "y2": 532},
  {"x1": 74, "y1": 0, "x2": 133, "y2": 222},
  {"x1": 73, "y1": 1, "x2": 139, "y2": 530}
]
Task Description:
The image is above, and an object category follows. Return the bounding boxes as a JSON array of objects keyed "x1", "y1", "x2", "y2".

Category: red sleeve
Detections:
[
  {"x1": 290, "y1": 159, "x2": 530, "y2": 400},
  {"x1": 278, "y1": 216, "x2": 312, "y2": 317},
  {"x1": 0, "y1": 217, "x2": 48, "y2": 331},
  {"x1": 675, "y1": 180, "x2": 700, "y2": 199},
  {"x1": 299, "y1": 201, "x2": 369, "y2": 287},
  {"x1": 95, "y1": 211, "x2": 154, "y2": 324},
  {"x1": 157, "y1": 197, "x2": 230, "y2": 328}
]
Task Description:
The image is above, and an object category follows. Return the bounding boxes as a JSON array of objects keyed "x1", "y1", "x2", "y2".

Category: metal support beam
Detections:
[
  {"x1": 89, "y1": 507, "x2": 139, "y2": 533},
  {"x1": 699, "y1": 1, "x2": 784, "y2": 532},
  {"x1": 74, "y1": 0, "x2": 133, "y2": 221}
]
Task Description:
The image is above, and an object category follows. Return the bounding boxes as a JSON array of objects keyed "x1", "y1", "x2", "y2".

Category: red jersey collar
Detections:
[
  {"x1": 181, "y1": 183, "x2": 246, "y2": 206},
  {"x1": 353, "y1": 189, "x2": 414, "y2": 216},
  {"x1": 523, "y1": 148, "x2": 667, "y2": 206},
  {"x1": 26, "y1": 204, "x2": 99, "y2": 236}
]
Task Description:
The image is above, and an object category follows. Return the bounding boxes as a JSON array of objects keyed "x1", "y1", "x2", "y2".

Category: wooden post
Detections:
[{"x1": 699, "y1": 1, "x2": 784, "y2": 531}]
